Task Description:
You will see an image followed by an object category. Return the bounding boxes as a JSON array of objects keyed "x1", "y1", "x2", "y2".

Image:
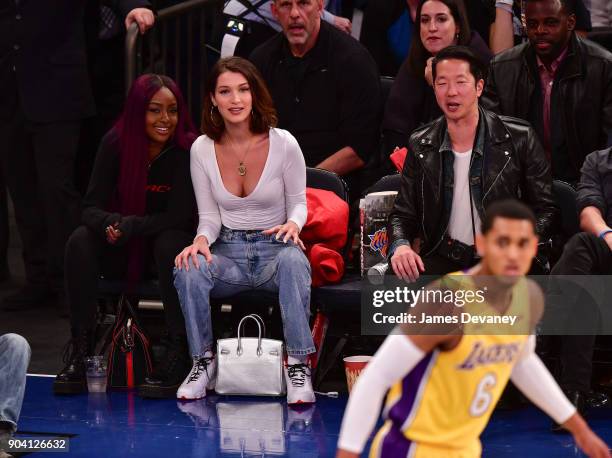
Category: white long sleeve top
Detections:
[{"x1": 190, "y1": 128, "x2": 308, "y2": 245}]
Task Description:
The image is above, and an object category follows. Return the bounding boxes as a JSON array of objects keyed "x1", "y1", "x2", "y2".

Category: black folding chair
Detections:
[{"x1": 552, "y1": 179, "x2": 580, "y2": 238}]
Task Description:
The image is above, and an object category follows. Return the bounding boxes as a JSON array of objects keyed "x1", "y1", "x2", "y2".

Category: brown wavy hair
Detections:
[{"x1": 201, "y1": 56, "x2": 278, "y2": 141}]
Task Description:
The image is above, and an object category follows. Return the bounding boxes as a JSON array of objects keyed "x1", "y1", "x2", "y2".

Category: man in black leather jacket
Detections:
[
  {"x1": 388, "y1": 46, "x2": 557, "y2": 281},
  {"x1": 481, "y1": 0, "x2": 612, "y2": 185}
]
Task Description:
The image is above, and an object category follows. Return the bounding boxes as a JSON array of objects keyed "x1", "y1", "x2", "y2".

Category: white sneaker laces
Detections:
[
  {"x1": 287, "y1": 363, "x2": 309, "y2": 387},
  {"x1": 188, "y1": 356, "x2": 214, "y2": 384}
]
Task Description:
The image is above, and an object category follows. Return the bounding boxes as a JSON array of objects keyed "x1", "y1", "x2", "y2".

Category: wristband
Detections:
[
  {"x1": 495, "y1": 3, "x2": 513, "y2": 14},
  {"x1": 598, "y1": 229, "x2": 612, "y2": 240}
]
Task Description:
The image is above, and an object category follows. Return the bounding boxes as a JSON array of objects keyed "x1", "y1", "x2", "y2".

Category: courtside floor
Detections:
[{"x1": 13, "y1": 375, "x2": 612, "y2": 457}]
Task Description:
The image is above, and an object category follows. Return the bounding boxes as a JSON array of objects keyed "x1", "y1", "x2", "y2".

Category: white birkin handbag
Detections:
[
  {"x1": 216, "y1": 314, "x2": 286, "y2": 396},
  {"x1": 217, "y1": 401, "x2": 286, "y2": 455}
]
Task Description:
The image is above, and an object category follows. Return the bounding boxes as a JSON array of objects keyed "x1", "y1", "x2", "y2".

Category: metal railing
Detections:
[{"x1": 125, "y1": 0, "x2": 223, "y2": 123}]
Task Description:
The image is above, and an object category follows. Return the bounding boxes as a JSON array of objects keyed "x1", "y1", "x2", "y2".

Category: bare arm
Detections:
[
  {"x1": 336, "y1": 331, "x2": 452, "y2": 456},
  {"x1": 511, "y1": 348, "x2": 611, "y2": 458},
  {"x1": 489, "y1": 5, "x2": 514, "y2": 54},
  {"x1": 562, "y1": 414, "x2": 611, "y2": 458},
  {"x1": 407, "y1": 0, "x2": 419, "y2": 21},
  {"x1": 316, "y1": 146, "x2": 365, "y2": 176},
  {"x1": 580, "y1": 206, "x2": 612, "y2": 250}
]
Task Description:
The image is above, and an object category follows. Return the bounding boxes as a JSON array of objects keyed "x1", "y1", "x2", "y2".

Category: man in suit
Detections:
[{"x1": 0, "y1": 1, "x2": 154, "y2": 311}]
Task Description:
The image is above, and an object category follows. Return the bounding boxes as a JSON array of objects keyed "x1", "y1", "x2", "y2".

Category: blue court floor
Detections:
[{"x1": 14, "y1": 375, "x2": 612, "y2": 457}]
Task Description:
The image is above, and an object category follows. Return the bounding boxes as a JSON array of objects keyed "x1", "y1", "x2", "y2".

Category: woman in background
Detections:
[
  {"x1": 382, "y1": 0, "x2": 493, "y2": 154},
  {"x1": 54, "y1": 74, "x2": 198, "y2": 398}
]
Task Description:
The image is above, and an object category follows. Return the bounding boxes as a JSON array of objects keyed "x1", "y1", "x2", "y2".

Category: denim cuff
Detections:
[
  {"x1": 193, "y1": 345, "x2": 214, "y2": 360},
  {"x1": 0, "y1": 418, "x2": 17, "y2": 434},
  {"x1": 387, "y1": 239, "x2": 411, "y2": 261},
  {"x1": 285, "y1": 346, "x2": 317, "y2": 357}
]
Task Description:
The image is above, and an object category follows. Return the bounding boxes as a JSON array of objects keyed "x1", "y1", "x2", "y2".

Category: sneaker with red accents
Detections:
[
  {"x1": 284, "y1": 361, "x2": 315, "y2": 405},
  {"x1": 176, "y1": 355, "x2": 216, "y2": 400}
]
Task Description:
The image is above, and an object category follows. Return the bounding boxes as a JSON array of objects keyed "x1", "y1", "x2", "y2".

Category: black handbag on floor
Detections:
[{"x1": 107, "y1": 295, "x2": 153, "y2": 389}]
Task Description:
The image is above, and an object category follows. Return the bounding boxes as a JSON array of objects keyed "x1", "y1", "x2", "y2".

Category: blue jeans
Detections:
[
  {"x1": 174, "y1": 227, "x2": 316, "y2": 358},
  {"x1": 0, "y1": 334, "x2": 30, "y2": 432}
]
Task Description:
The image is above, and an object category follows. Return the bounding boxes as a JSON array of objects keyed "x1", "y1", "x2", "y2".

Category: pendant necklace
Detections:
[{"x1": 227, "y1": 134, "x2": 255, "y2": 176}]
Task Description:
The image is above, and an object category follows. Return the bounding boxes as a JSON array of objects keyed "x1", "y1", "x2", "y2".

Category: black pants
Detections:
[
  {"x1": 421, "y1": 253, "x2": 466, "y2": 276},
  {"x1": 550, "y1": 232, "x2": 612, "y2": 392},
  {"x1": 65, "y1": 226, "x2": 193, "y2": 337},
  {"x1": 0, "y1": 103, "x2": 81, "y2": 291}
]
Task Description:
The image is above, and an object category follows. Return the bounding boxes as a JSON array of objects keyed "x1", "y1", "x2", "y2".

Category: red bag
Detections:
[{"x1": 107, "y1": 296, "x2": 153, "y2": 389}]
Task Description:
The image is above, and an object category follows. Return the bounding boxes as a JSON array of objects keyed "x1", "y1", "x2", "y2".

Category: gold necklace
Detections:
[{"x1": 226, "y1": 134, "x2": 255, "y2": 176}]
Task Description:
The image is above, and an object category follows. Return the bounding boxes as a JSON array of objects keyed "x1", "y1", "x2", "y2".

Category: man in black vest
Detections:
[{"x1": 0, "y1": 1, "x2": 154, "y2": 311}]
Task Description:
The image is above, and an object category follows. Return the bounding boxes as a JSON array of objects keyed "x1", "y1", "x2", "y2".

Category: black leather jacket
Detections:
[
  {"x1": 481, "y1": 33, "x2": 612, "y2": 181},
  {"x1": 388, "y1": 107, "x2": 557, "y2": 257}
]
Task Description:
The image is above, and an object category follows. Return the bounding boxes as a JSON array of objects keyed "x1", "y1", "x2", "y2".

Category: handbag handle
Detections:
[
  {"x1": 246, "y1": 313, "x2": 267, "y2": 337},
  {"x1": 236, "y1": 314, "x2": 264, "y2": 357}
]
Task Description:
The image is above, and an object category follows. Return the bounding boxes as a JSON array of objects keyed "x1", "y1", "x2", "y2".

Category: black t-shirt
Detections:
[{"x1": 249, "y1": 22, "x2": 382, "y2": 169}]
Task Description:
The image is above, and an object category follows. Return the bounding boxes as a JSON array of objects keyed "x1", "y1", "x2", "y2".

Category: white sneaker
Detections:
[
  {"x1": 286, "y1": 404, "x2": 316, "y2": 433},
  {"x1": 284, "y1": 361, "x2": 315, "y2": 405},
  {"x1": 177, "y1": 399, "x2": 218, "y2": 428},
  {"x1": 177, "y1": 356, "x2": 216, "y2": 400}
]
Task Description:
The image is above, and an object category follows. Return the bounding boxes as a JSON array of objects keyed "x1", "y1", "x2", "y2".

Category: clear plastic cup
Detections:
[{"x1": 86, "y1": 356, "x2": 108, "y2": 393}]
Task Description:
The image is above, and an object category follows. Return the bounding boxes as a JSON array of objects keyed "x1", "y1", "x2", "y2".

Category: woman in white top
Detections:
[{"x1": 173, "y1": 57, "x2": 316, "y2": 405}]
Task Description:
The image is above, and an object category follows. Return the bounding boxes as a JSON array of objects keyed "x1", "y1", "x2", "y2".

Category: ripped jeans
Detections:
[{"x1": 174, "y1": 227, "x2": 315, "y2": 358}]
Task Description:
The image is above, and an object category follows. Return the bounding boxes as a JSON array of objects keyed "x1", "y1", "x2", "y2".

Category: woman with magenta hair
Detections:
[
  {"x1": 173, "y1": 56, "x2": 316, "y2": 405},
  {"x1": 54, "y1": 74, "x2": 198, "y2": 397}
]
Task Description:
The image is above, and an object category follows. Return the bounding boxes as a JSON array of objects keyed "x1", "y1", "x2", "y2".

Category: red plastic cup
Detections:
[{"x1": 343, "y1": 355, "x2": 372, "y2": 393}]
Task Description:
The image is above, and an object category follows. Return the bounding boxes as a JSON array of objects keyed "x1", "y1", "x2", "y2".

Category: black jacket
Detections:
[
  {"x1": 577, "y1": 147, "x2": 612, "y2": 228},
  {"x1": 388, "y1": 108, "x2": 557, "y2": 257},
  {"x1": 82, "y1": 131, "x2": 196, "y2": 243},
  {"x1": 383, "y1": 32, "x2": 493, "y2": 148},
  {"x1": 0, "y1": 0, "x2": 151, "y2": 123},
  {"x1": 481, "y1": 34, "x2": 612, "y2": 181}
]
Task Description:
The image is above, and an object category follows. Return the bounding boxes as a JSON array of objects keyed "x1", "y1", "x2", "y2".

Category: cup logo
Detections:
[{"x1": 368, "y1": 228, "x2": 388, "y2": 257}]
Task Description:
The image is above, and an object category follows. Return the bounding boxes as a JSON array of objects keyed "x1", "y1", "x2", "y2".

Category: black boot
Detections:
[
  {"x1": 0, "y1": 422, "x2": 14, "y2": 458},
  {"x1": 53, "y1": 329, "x2": 92, "y2": 394},
  {"x1": 138, "y1": 334, "x2": 191, "y2": 398}
]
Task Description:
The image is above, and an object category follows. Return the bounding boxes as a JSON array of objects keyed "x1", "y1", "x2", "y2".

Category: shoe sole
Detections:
[
  {"x1": 177, "y1": 394, "x2": 207, "y2": 401},
  {"x1": 176, "y1": 385, "x2": 215, "y2": 401},
  {"x1": 287, "y1": 399, "x2": 316, "y2": 406},
  {"x1": 138, "y1": 384, "x2": 180, "y2": 399},
  {"x1": 53, "y1": 380, "x2": 87, "y2": 395}
]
